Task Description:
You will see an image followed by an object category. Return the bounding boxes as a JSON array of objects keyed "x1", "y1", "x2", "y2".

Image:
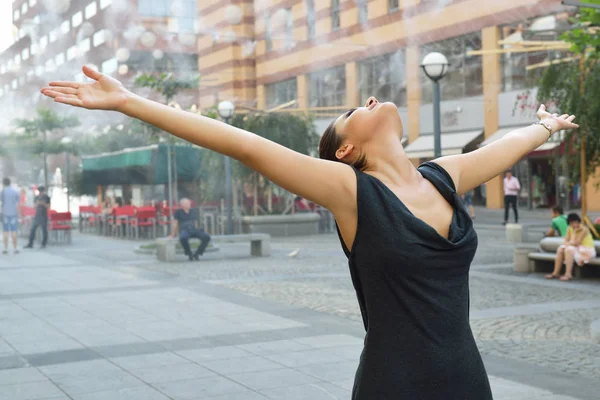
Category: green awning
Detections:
[{"x1": 82, "y1": 144, "x2": 202, "y2": 187}]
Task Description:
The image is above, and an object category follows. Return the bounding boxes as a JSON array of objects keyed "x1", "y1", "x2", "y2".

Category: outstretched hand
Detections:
[
  {"x1": 40, "y1": 66, "x2": 130, "y2": 111},
  {"x1": 537, "y1": 104, "x2": 579, "y2": 134}
]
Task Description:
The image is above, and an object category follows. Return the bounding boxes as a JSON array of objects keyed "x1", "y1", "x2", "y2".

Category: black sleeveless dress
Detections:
[{"x1": 336, "y1": 162, "x2": 493, "y2": 400}]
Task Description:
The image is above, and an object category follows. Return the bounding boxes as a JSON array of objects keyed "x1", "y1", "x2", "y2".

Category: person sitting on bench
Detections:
[
  {"x1": 546, "y1": 213, "x2": 596, "y2": 281},
  {"x1": 171, "y1": 198, "x2": 210, "y2": 261}
]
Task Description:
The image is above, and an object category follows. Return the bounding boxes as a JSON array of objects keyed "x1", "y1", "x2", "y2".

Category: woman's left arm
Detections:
[
  {"x1": 436, "y1": 105, "x2": 578, "y2": 195},
  {"x1": 572, "y1": 227, "x2": 589, "y2": 246}
]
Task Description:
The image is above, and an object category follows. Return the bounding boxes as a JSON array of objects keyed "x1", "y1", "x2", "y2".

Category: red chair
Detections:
[
  {"x1": 78, "y1": 205, "x2": 96, "y2": 232},
  {"x1": 111, "y1": 206, "x2": 136, "y2": 238},
  {"x1": 129, "y1": 207, "x2": 157, "y2": 239},
  {"x1": 49, "y1": 212, "x2": 72, "y2": 244}
]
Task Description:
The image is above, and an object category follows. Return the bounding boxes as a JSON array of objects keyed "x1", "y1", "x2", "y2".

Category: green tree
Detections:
[
  {"x1": 134, "y1": 72, "x2": 199, "y2": 205},
  {"x1": 198, "y1": 112, "x2": 319, "y2": 215},
  {"x1": 13, "y1": 108, "x2": 80, "y2": 187},
  {"x1": 537, "y1": 3, "x2": 600, "y2": 221}
]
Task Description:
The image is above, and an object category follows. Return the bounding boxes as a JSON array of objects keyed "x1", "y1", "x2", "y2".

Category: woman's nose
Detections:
[{"x1": 365, "y1": 97, "x2": 379, "y2": 108}]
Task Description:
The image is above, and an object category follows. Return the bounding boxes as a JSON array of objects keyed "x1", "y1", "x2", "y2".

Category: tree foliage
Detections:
[
  {"x1": 13, "y1": 108, "x2": 80, "y2": 155},
  {"x1": 197, "y1": 112, "x2": 319, "y2": 212},
  {"x1": 134, "y1": 72, "x2": 199, "y2": 103},
  {"x1": 537, "y1": 5, "x2": 600, "y2": 183}
]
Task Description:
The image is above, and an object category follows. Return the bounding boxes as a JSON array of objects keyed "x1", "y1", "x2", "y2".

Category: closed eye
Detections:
[{"x1": 345, "y1": 108, "x2": 357, "y2": 119}]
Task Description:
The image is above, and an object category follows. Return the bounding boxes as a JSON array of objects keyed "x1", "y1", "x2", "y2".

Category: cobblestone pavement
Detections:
[{"x1": 62, "y1": 222, "x2": 600, "y2": 384}]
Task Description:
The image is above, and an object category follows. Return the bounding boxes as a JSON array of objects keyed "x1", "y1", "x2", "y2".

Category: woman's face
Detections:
[
  {"x1": 570, "y1": 221, "x2": 581, "y2": 230},
  {"x1": 334, "y1": 96, "x2": 403, "y2": 154}
]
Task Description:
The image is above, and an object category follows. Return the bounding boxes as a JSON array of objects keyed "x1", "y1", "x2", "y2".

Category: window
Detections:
[
  {"x1": 45, "y1": 59, "x2": 55, "y2": 73},
  {"x1": 358, "y1": 51, "x2": 407, "y2": 106},
  {"x1": 67, "y1": 45, "x2": 78, "y2": 60},
  {"x1": 421, "y1": 32, "x2": 482, "y2": 102},
  {"x1": 61, "y1": 20, "x2": 70, "y2": 34},
  {"x1": 138, "y1": 0, "x2": 169, "y2": 16},
  {"x1": 13, "y1": 9, "x2": 20, "y2": 22},
  {"x1": 85, "y1": 2, "x2": 97, "y2": 19},
  {"x1": 500, "y1": 12, "x2": 575, "y2": 92},
  {"x1": 357, "y1": 0, "x2": 368, "y2": 24},
  {"x1": 33, "y1": 15, "x2": 40, "y2": 24},
  {"x1": 55, "y1": 53, "x2": 65, "y2": 66},
  {"x1": 36, "y1": 65, "x2": 44, "y2": 76},
  {"x1": 308, "y1": 66, "x2": 346, "y2": 107},
  {"x1": 79, "y1": 38, "x2": 91, "y2": 53},
  {"x1": 0, "y1": 65, "x2": 5, "y2": 74},
  {"x1": 266, "y1": 78, "x2": 298, "y2": 108},
  {"x1": 30, "y1": 0, "x2": 37, "y2": 6},
  {"x1": 102, "y1": 58, "x2": 118, "y2": 74},
  {"x1": 40, "y1": 35, "x2": 48, "y2": 49},
  {"x1": 22, "y1": 3, "x2": 29, "y2": 14},
  {"x1": 331, "y1": 0, "x2": 340, "y2": 30},
  {"x1": 49, "y1": 29, "x2": 58, "y2": 43},
  {"x1": 265, "y1": 13, "x2": 272, "y2": 52},
  {"x1": 284, "y1": 8, "x2": 294, "y2": 49},
  {"x1": 72, "y1": 11, "x2": 83, "y2": 28},
  {"x1": 22, "y1": 48, "x2": 30, "y2": 61},
  {"x1": 100, "y1": 0, "x2": 112, "y2": 9},
  {"x1": 12, "y1": 79, "x2": 18, "y2": 90},
  {"x1": 93, "y1": 29, "x2": 106, "y2": 46},
  {"x1": 137, "y1": 0, "x2": 196, "y2": 31},
  {"x1": 14, "y1": 55, "x2": 21, "y2": 65},
  {"x1": 388, "y1": 0, "x2": 399, "y2": 12},
  {"x1": 306, "y1": 0, "x2": 315, "y2": 40}
]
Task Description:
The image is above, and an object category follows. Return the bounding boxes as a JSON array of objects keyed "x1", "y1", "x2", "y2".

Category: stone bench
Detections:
[
  {"x1": 156, "y1": 233, "x2": 271, "y2": 262},
  {"x1": 526, "y1": 237, "x2": 600, "y2": 278}
]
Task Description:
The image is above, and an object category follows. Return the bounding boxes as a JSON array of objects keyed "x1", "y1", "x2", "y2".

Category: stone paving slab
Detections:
[{"x1": 1, "y1": 234, "x2": 599, "y2": 400}]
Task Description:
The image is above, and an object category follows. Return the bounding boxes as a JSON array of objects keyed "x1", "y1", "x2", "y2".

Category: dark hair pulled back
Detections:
[{"x1": 318, "y1": 111, "x2": 368, "y2": 171}]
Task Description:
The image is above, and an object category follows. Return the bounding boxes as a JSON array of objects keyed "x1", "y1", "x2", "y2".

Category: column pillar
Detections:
[
  {"x1": 406, "y1": 46, "x2": 421, "y2": 146},
  {"x1": 257, "y1": 84, "x2": 266, "y2": 109},
  {"x1": 297, "y1": 74, "x2": 308, "y2": 109},
  {"x1": 345, "y1": 62, "x2": 359, "y2": 107},
  {"x1": 482, "y1": 26, "x2": 504, "y2": 209}
]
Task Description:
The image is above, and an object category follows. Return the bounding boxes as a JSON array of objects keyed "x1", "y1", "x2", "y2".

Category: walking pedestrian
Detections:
[
  {"x1": 171, "y1": 198, "x2": 210, "y2": 261},
  {"x1": 24, "y1": 186, "x2": 51, "y2": 249},
  {"x1": 1, "y1": 178, "x2": 21, "y2": 254},
  {"x1": 503, "y1": 170, "x2": 520, "y2": 224},
  {"x1": 41, "y1": 65, "x2": 579, "y2": 399}
]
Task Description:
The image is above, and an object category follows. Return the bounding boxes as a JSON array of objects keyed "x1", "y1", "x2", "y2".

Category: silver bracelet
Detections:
[{"x1": 533, "y1": 121, "x2": 553, "y2": 138}]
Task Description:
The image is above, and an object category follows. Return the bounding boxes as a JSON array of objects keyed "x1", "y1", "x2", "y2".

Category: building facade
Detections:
[{"x1": 2, "y1": 0, "x2": 599, "y2": 210}]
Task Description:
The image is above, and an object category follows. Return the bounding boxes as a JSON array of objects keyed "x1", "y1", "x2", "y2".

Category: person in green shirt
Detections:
[{"x1": 545, "y1": 206, "x2": 568, "y2": 237}]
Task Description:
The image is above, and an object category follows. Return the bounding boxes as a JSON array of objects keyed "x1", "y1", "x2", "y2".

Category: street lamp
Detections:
[
  {"x1": 421, "y1": 52, "x2": 449, "y2": 159},
  {"x1": 60, "y1": 136, "x2": 73, "y2": 213},
  {"x1": 217, "y1": 101, "x2": 235, "y2": 235}
]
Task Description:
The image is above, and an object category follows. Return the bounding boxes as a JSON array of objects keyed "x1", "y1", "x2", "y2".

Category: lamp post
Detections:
[
  {"x1": 421, "y1": 52, "x2": 449, "y2": 159},
  {"x1": 217, "y1": 101, "x2": 235, "y2": 235},
  {"x1": 60, "y1": 136, "x2": 73, "y2": 213}
]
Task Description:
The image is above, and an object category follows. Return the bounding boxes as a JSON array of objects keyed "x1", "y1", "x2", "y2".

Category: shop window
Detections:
[
  {"x1": 308, "y1": 65, "x2": 346, "y2": 107},
  {"x1": 266, "y1": 78, "x2": 298, "y2": 108},
  {"x1": 331, "y1": 0, "x2": 340, "y2": 30},
  {"x1": 421, "y1": 32, "x2": 482, "y2": 102},
  {"x1": 358, "y1": 50, "x2": 407, "y2": 106}
]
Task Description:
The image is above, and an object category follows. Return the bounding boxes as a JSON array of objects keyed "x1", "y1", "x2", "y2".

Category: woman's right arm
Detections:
[{"x1": 42, "y1": 66, "x2": 356, "y2": 213}]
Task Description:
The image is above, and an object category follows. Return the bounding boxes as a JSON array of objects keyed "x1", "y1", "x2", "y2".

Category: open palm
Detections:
[
  {"x1": 41, "y1": 66, "x2": 130, "y2": 111},
  {"x1": 536, "y1": 104, "x2": 579, "y2": 133}
]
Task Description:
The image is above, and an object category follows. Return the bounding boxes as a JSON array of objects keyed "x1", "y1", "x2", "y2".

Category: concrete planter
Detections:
[{"x1": 241, "y1": 213, "x2": 321, "y2": 236}]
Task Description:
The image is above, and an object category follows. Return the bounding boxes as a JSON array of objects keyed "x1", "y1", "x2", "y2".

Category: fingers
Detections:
[
  {"x1": 82, "y1": 65, "x2": 102, "y2": 81},
  {"x1": 41, "y1": 89, "x2": 63, "y2": 99},
  {"x1": 42, "y1": 87, "x2": 77, "y2": 95},
  {"x1": 539, "y1": 104, "x2": 546, "y2": 112},
  {"x1": 49, "y1": 81, "x2": 80, "y2": 89},
  {"x1": 567, "y1": 115, "x2": 576, "y2": 122},
  {"x1": 559, "y1": 114, "x2": 569, "y2": 119},
  {"x1": 55, "y1": 96, "x2": 84, "y2": 108}
]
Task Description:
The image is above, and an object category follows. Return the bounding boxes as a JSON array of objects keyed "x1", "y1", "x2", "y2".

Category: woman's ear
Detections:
[{"x1": 335, "y1": 144, "x2": 354, "y2": 161}]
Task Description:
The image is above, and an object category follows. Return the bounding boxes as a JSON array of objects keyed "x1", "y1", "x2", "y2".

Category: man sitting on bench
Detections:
[{"x1": 171, "y1": 198, "x2": 211, "y2": 261}]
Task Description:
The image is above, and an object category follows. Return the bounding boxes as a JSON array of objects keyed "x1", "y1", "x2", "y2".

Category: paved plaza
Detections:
[{"x1": 1, "y1": 207, "x2": 599, "y2": 399}]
